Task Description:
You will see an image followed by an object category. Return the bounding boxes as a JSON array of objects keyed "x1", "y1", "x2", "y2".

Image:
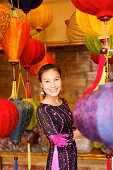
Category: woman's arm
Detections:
[{"x1": 73, "y1": 129, "x2": 82, "y2": 140}]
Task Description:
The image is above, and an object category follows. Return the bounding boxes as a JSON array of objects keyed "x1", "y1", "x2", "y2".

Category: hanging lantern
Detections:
[
  {"x1": 23, "y1": 98, "x2": 39, "y2": 130},
  {"x1": 76, "y1": 9, "x2": 113, "y2": 39},
  {"x1": 8, "y1": 0, "x2": 43, "y2": 13},
  {"x1": 29, "y1": 53, "x2": 56, "y2": 77},
  {"x1": 22, "y1": 4, "x2": 53, "y2": 30},
  {"x1": 73, "y1": 83, "x2": 113, "y2": 148},
  {"x1": 90, "y1": 53, "x2": 113, "y2": 64},
  {"x1": 0, "y1": 98, "x2": 19, "y2": 138},
  {"x1": 0, "y1": 4, "x2": 11, "y2": 43},
  {"x1": 71, "y1": 0, "x2": 113, "y2": 21},
  {"x1": 20, "y1": 38, "x2": 45, "y2": 69},
  {"x1": 8, "y1": 98, "x2": 33, "y2": 144},
  {"x1": 1, "y1": 17, "x2": 30, "y2": 65},
  {"x1": 85, "y1": 35, "x2": 102, "y2": 56},
  {"x1": 65, "y1": 11, "x2": 84, "y2": 42}
]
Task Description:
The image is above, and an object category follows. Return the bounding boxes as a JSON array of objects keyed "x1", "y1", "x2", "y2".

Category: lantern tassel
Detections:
[
  {"x1": 26, "y1": 81, "x2": 32, "y2": 98},
  {"x1": 17, "y1": 63, "x2": 27, "y2": 98},
  {"x1": 14, "y1": 145, "x2": 18, "y2": 170},
  {"x1": 15, "y1": 159, "x2": 18, "y2": 170},
  {"x1": 106, "y1": 148, "x2": 111, "y2": 170},
  {"x1": 28, "y1": 137, "x2": 31, "y2": 170},
  {"x1": 107, "y1": 159, "x2": 111, "y2": 170},
  {"x1": 76, "y1": 54, "x2": 105, "y2": 104},
  {"x1": 9, "y1": 80, "x2": 17, "y2": 99}
]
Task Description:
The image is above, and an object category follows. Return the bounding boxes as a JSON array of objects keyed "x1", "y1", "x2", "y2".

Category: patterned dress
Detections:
[{"x1": 36, "y1": 98, "x2": 77, "y2": 170}]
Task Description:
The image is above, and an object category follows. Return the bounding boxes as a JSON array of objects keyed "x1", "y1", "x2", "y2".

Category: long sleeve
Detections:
[{"x1": 36, "y1": 104, "x2": 73, "y2": 147}]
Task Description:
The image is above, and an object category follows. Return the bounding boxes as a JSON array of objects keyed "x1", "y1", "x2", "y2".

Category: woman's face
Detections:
[{"x1": 40, "y1": 69, "x2": 62, "y2": 98}]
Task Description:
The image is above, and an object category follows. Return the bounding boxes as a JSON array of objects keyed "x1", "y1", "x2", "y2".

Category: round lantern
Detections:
[
  {"x1": 20, "y1": 38, "x2": 45, "y2": 69},
  {"x1": 0, "y1": 98, "x2": 19, "y2": 138},
  {"x1": 76, "y1": 9, "x2": 113, "y2": 39},
  {"x1": 71, "y1": 0, "x2": 113, "y2": 21},
  {"x1": 1, "y1": 17, "x2": 30, "y2": 64},
  {"x1": 8, "y1": 0, "x2": 43, "y2": 13},
  {"x1": 85, "y1": 35, "x2": 102, "y2": 56},
  {"x1": 0, "y1": 4, "x2": 11, "y2": 43},
  {"x1": 90, "y1": 53, "x2": 113, "y2": 64},
  {"x1": 8, "y1": 98, "x2": 33, "y2": 144},
  {"x1": 73, "y1": 83, "x2": 113, "y2": 148},
  {"x1": 22, "y1": 4, "x2": 53, "y2": 30},
  {"x1": 65, "y1": 11, "x2": 84, "y2": 42},
  {"x1": 29, "y1": 53, "x2": 56, "y2": 77},
  {"x1": 23, "y1": 98, "x2": 39, "y2": 130}
]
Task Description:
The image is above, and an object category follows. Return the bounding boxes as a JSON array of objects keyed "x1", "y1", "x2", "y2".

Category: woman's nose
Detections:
[{"x1": 51, "y1": 81, "x2": 55, "y2": 87}]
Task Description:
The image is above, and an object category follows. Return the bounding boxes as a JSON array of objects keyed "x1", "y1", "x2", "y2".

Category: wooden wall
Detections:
[{"x1": 0, "y1": 45, "x2": 101, "y2": 111}]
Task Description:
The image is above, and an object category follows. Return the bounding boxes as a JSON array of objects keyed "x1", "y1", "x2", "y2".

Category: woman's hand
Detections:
[{"x1": 73, "y1": 129, "x2": 82, "y2": 140}]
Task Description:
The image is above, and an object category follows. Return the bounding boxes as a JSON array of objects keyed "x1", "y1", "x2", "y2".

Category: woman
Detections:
[{"x1": 36, "y1": 64, "x2": 81, "y2": 170}]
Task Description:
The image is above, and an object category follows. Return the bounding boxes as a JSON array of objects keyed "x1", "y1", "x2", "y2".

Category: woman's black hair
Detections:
[{"x1": 39, "y1": 64, "x2": 61, "y2": 82}]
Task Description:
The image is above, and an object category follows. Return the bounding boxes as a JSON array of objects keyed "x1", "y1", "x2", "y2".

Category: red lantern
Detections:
[
  {"x1": 0, "y1": 98, "x2": 19, "y2": 138},
  {"x1": 71, "y1": 0, "x2": 113, "y2": 21},
  {"x1": 29, "y1": 53, "x2": 56, "y2": 77},
  {"x1": 1, "y1": 17, "x2": 30, "y2": 65},
  {"x1": 90, "y1": 52, "x2": 113, "y2": 64},
  {"x1": 20, "y1": 38, "x2": 45, "y2": 69}
]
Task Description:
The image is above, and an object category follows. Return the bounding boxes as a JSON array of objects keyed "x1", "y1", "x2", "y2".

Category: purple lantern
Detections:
[{"x1": 73, "y1": 83, "x2": 113, "y2": 148}]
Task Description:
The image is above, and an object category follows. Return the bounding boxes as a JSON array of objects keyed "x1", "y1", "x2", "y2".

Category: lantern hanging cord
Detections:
[
  {"x1": 103, "y1": 21, "x2": 108, "y2": 48},
  {"x1": 12, "y1": 66, "x2": 15, "y2": 80},
  {"x1": 17, "y1": 0, "x2": 19, "y2": 9},
  {"x1": 17, "y1": 62, "x2": 27, "y2": 98}
]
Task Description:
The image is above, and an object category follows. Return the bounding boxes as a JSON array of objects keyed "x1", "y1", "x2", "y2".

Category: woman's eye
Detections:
[
  {"x1": 45, "y1": 80, "x2": 49, "y2": 83},
  {"x1": 55, "y1": 79, "x2": 59, "y2": 81}
]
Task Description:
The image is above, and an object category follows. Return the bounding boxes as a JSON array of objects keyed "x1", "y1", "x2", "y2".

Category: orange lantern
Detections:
[
  {"x1": 1, "y1": 17, "x2": 30, "y2": 64},
  {"x1": 22, "y1": 4, "x2": 53, "y2": 30},
  {"x1": 0, "y1": 4, "x2": 11, "y2": 43},
  {"x1": 29, "y1": 53, "x2": 56, "y2": 77}
]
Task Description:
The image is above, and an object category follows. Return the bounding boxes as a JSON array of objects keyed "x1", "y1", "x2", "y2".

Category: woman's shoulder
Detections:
[{"x1": 61, "y1": 98, "x2": 68, "y2": 105}]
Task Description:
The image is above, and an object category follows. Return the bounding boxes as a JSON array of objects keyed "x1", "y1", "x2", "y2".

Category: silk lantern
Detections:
[
  {"x1": 0, "y1": 4, "x2": 11, "y2": 43},
  {"x1": 71, "y1": 0, "x2": 113, "y2": 21},
  {"x1": 73, "y1": 83, "x2": 113, "y2": 148},
  {"x1": 8, "y1": 98, "x2": 33, "y2": 144},
  {"x1": 1, "y1": 17, "x2": 30, "y2": 64},
  {"x1": 29, "y1": 53, "x2": 56, "y2": 77},
  {"x1": 0, "y1": 98, "x2": 19, "y2": 138},
  {"x1": 20, "y1": 38, "x2": 45, "y2": 69},
  {"x1": 85, "y1": 35, "x2": 102, "y2": 56},
  {"x1": 22, "y1": 4, "x2": 53, "y2": 30},
  {"x1": 8, "y1": 0, "x2": 43, "y2": 13},
  {"x1": 76, "y1": 9, "x2": 113, "y2": 39},
  {"x1": 23, "y1": 98, "x2": 39, "y2": 130}
]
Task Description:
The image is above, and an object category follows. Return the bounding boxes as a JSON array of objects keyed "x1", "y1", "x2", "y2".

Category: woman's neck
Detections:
[{"x1": 42, "y1": 95, "x2": 62, "y2": 106}]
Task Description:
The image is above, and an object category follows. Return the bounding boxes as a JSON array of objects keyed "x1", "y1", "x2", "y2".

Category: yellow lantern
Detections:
[
  {"x1": 76, "y1": 9, "x2": 113, "y2": 39},
  {"x1": 0, "y1": 4, "x2": 11, "y2": 43},
  {"x1": 22, "y1": 4, "x2": 53, "y2": 30}
]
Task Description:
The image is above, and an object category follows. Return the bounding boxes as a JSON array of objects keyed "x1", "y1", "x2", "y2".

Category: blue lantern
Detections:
[{"x1": 73, "y1": 83, "x2": 113, "y2": 148}]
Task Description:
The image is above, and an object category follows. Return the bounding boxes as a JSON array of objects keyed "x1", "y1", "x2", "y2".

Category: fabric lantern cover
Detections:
[
  {"x1": 22, "y1": 4, "x2": 53, "y2": 30},
  {"x1": 90, "y1": 53, "x2": 113, "y2": 64},
  {"x1": 29, "y1": 53, "x2": 56, "y2": 77},
  {"x1": 71, "y1": 0, "x2": 113, "y2": 20},
  {"x1": 8, "y1": 98, "x2": 33, "y2": 144},
  {"x1": 1, "y1": 17, "x2": 30, "y2": 63},
  {"x1": 20, "y1": 38, "x2": 45, "y2": 69},
  {"x1": 0, "y1": 5, "x2": 11, "y2": 43},
  {"x1": 23, "y1": 98, "x2": 39, "y2": 130},
  {"x1": 76, "y1": 9, "x2": 113, "y2": 39},
  {"x1": 73, "y1": 83, "x2": 113, "y2": 148},
  {"x1": 84, "y1": 35, "x2": 102, "y2": 56},
  {"x1": 8, "y1": 0, "x2": 43, "y2": 13},
  {"x1": 0, "y1": 98, "x2": 19, "y2": 138}
]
